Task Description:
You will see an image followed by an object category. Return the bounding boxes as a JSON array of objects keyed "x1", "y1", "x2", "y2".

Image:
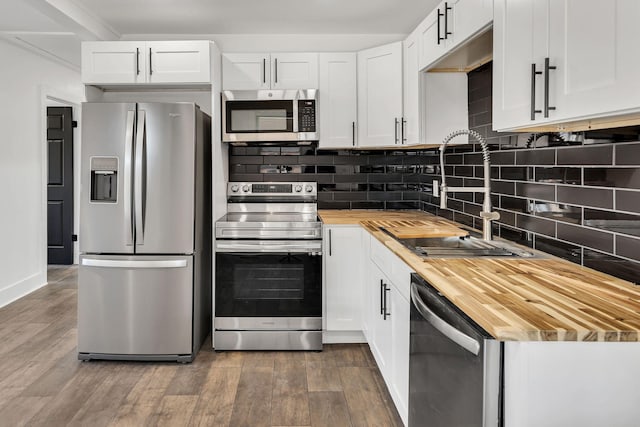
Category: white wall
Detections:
[{"x1": 0, "y1": 39, "x2": 84, "y2": 308}]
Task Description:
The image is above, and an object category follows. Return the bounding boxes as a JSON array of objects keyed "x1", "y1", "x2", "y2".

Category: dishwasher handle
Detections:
[{"x1": 410, "y1": 283, "x2": 480, "y2": 356}]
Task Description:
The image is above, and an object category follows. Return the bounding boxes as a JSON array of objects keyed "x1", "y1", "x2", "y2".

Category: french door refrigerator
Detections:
[{"x1": 78, "y1": 102, "x2": 211, "y2": 362}]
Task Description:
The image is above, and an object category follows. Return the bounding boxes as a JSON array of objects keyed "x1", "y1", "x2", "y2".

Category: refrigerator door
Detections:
[
  {"x1": 135, "y1": 103, "x2": 196, "y2": 254},
  {"x1": 78, "y1": 254, "x2": 193, "y2": 357},
  {"x1": 80, "y1": 102, "x2": 136, "y2": 254}
]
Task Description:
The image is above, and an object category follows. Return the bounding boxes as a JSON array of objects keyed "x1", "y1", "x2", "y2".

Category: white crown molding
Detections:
[
  {"x1": 23, "y1": 0, "x2": 120, "y2": 41},
  {"x1": 0, "y1": 32, "x2": 80, "y2": 71}
]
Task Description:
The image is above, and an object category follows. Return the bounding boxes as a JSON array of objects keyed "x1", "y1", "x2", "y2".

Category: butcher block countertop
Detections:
[{"x1": 318, "y1": 210, "x2": 640, "y2": 342}]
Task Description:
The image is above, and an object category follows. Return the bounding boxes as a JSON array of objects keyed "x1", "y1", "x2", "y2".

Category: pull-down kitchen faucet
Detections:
[{"x1": 435, "y1": 129, "x2": 500, "y2": 241}]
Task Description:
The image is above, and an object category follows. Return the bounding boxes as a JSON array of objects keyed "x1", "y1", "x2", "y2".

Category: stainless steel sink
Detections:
[{"x1": 383, "y1": 230, "x2": 539, "y2": 259}]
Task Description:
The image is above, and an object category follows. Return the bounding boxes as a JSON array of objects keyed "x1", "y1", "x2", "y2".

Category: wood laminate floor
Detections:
[{"x1": 0, "y1": 266, "x2": 403, "y2": 427}]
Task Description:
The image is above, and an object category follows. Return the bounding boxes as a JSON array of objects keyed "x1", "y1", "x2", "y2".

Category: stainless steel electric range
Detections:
[{"x1": 214, "y1": 182, "x2": 322, "y2": 351}]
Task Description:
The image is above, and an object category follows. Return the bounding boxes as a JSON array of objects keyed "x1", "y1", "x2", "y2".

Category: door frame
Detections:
[{"x1": 39, "y1": 85, "x2": 83, "y2": 272}]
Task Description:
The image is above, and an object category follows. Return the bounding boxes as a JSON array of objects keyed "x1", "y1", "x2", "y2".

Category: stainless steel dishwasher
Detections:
[{"x1": 409, "y1": 274, "x2": 503, "y2": 427}]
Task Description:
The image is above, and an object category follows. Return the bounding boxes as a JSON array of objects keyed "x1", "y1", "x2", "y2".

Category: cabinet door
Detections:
[
  {"x1": 81, "y1": 41, "x2": 146, "y2": 84},
  {"x1": 390, "y1": 286, "x2": 410, "y2": 426},
  {"x1": 418, "y1": 6, "x2": 448, "y2": 70},
  {"x1": 146, "y1": 41, "x2": 211, "y2": 84},
  {"x1": 222, "y1": 53, "x2": 270, "y2": 90},
  {"x1": 549, "y1": 0, "x2": 640, "y2": 122},
  {"x1": 271, "y1": 53, "x2": 319, "y2": 89},
  {"x1": 357, "y1": 42, "x2": 403, "y2": 147},
  {"x1": 448, "y1": 0, "x2": 493, "y2": 49},
  {"x1": 318, "y1": 53, "x2": 357, "y2": 149},
  {"x1": 324, "y1": 226, "x2": 364, "y2": 331},
  {"x1": 493, "y1": 0, "x2": 549, "y2": 131},
  {"x1": 403, "y1": 34, "x2": 420, "y2": 145},
  {"x1": 368, "y1": 263, "x2": 393, "y2": 379}
]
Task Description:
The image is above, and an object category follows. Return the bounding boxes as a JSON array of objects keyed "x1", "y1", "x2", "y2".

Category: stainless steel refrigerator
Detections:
[{"x1": 78, "y1": 102, "x2": 211, "y2": 363}]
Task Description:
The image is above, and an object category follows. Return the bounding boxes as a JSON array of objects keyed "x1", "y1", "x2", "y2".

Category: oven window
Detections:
[
  {"x1": 226, "y1": 100, "x2": 293, "y2": 133},
  {"x1": 216, "y1": 253, "x2": 321, "y2": 317},
  {"x1": 233, "y1": 263, "x2": 304, "y2": 300}
]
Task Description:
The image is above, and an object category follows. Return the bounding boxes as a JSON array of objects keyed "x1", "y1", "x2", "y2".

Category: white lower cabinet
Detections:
[
  {"x1": 368, "y1": 262, "x2": 394, "y2": 378},
  {"x1": 323, "y1": 227, "x2": 412, "y2": 425},
  {"x1": 367, "y1": 234, "x2": 412, "y2": 426},
  {"x1": 323, "y1": 225, "x2": 364, "y2": 332},
  {"x1": 504, "y1": 341, "x2": 640, "y2": 427},
  {"x1": 389, "y1": 278, "x2": 410, "y2": 422}
]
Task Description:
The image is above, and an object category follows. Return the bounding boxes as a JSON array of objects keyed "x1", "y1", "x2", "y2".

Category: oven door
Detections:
[{"x1": 215, "y1": 240, "x2": 322, "y2": 318}]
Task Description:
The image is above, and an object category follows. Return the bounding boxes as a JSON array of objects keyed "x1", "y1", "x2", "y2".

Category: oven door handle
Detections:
[{"x1": 216, "y1": 241, "x2": 322, "y2": 254}]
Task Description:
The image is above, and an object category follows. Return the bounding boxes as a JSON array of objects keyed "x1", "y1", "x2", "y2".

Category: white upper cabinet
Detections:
[
  {"x1": 82, "y1": 41, "x2": 211, "y2": 86},
  {"x1": 549, "y1": 0, "x2": 640, "y2": 122},
  {"x1": 271, "y1": 53, "x2": 319, "y2": 89},
  {"x1": 494, "y1": 0, "x2": 640, "y2": 131},
  {"x1": 418, "y1": 5, "x2": 449, "y2": 70},
  {"x1": 222, "y1": 53, "x2": 318, "y2": 90},
  {"x1": 492, "y1": 0, "x2": 549, "y2": 130},
  {"x1": 318, "y1": 53, "x2": 357, "y2": 149},
  {"x1": 447, "y1": 0, "x2": 494, "y2": 48},
  {"x1": 357, "y1": 42, "x2": 403, "y2": 147},
  {"x1": 222, "y1": 53, "x2": 270, "y2": 90},
  {"x1": 402, "y1": 34, "x2": 420, "y2": 145},
  {"x1": 146, "y1": 41, "x2": 211, "y2": 84},
  {"x1": 419, "y1": 0, "x2": 493, "y2": 70},
  {"x1": 82, "y1": 42, "x2": 146, "y2": 85}
]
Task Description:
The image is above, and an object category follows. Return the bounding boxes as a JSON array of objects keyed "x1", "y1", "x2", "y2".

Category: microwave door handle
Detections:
[
  {"x1": 263, "y1": 57, "x2": 266, "y2": 84},
  {"x1": 410, "y1": 283, "x2": 481, "y2": 355},
  {"x1": 124, "y1": 110, "x2": 135, "y2": 246},
  {"x1": 134, "y1": 109, "x2": 146, "y2": 245}
]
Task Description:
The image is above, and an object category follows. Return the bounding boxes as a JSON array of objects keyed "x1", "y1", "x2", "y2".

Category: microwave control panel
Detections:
[{"x1": 298, "y1": 100, "x2": 316, "y2": 132}]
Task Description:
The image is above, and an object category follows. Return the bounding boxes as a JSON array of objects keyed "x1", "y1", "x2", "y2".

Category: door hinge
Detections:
[
  {"x1": 72, "y1": 120, "x2": 78, "y2": 128},
  {"x1": 72, "y1": 234, "x2": 78, "y2": 242}
]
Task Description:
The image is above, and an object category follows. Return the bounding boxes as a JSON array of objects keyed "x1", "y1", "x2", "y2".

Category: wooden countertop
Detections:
[{"x1": 319, "y1": 210, "x2": 640, "y2": 342}]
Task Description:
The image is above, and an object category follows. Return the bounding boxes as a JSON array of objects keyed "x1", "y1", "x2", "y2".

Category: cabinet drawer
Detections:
[
  {"x1": 370, "y1": 235, "x2": 413, "y2": 301},
  {"x1": 370, "y1": 235, "x2": 393, "y2": 273},
  {"x1": 389, "y1": 257, "x2": 413, "y2": 302}
]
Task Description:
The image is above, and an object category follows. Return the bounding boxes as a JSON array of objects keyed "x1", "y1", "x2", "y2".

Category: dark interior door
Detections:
[{"x1": 47, "y1": 106, "x2": 74, "y2": 264}]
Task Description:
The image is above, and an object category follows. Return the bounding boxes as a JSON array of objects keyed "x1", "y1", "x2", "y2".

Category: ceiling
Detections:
[
  {"x1": 79, "y1": 0, "x2": 438, "y2": 35},
  {"x1": 0, "y1": 0, "x2": 440, "y2": 69}
]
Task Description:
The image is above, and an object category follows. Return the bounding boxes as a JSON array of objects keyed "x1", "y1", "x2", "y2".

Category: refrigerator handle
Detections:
[
  {"x1": 124, "y1": 110, "x2": 135, "y2": 246},
  {"x1": 135, "y1": 110, "x2": 146, "y2": 245}
]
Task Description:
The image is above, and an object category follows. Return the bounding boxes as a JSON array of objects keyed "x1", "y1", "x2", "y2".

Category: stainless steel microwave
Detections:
[{"x1": 221, "y1": 90, "x2": 318, "y2": 143}]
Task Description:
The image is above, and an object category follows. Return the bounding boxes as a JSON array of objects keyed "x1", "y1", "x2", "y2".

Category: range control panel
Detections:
[
  {"x1": 297, "y1": 100, "x2": 316, "y2": 132},
  {"x1": 228, "y1": 182, "x2": 317, "y2": 197}
]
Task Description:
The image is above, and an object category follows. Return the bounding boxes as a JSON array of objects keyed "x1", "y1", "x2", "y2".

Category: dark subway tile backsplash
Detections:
[
  {"x1": 616, "y1": 190, "x2": 640, "y2": 214},
  {"x1": 557, "y1": 223, "x2": 614, "y2": 254},
  {"x1": 556, "y1": 186, "x2": 613, "y2": 209},
  {"x1": 616, "y1": 235, "x2": 640, "y2": 262},
  {"x1": 556, "y1": 145, "x2": 613, "y2": 165},
  {"x1": 227, "y1": 61, "x2": 640, "y2": 284},
  {"x1": 516, "y1": 149, "x2": 555, "y2": 165}
]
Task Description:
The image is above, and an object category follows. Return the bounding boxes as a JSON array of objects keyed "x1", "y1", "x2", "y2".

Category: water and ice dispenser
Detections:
[{"x1": 90, "y1": 157, "x2": 118, "y2": 203}]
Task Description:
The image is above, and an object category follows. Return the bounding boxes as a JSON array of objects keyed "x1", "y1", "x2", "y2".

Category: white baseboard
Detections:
[
  {"x1": 0, "y1": 272, "x2": 46, "y2": 308},
  {"x1": 323, "y1": 330, "x2": 367, "y2": 344}
]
